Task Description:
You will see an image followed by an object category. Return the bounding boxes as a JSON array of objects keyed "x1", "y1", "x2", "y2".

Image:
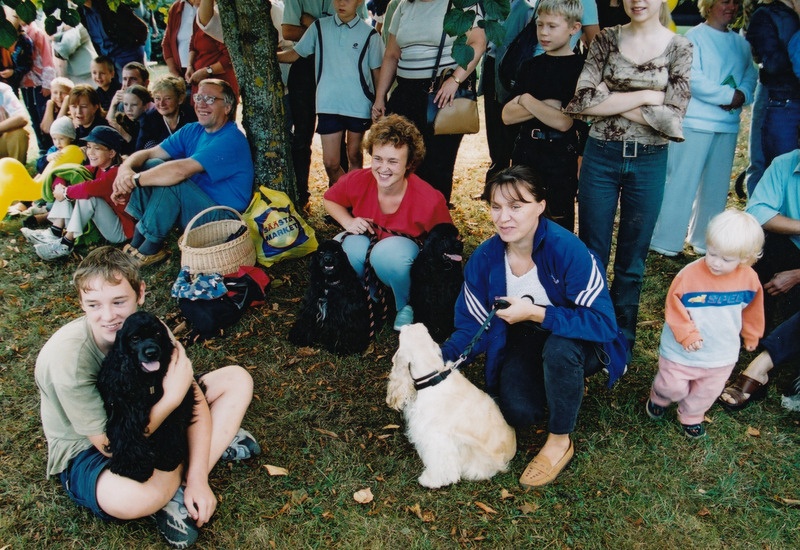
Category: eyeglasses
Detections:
[{"x1": 193, "y1": 94, "x2": 224, "y2": 105}]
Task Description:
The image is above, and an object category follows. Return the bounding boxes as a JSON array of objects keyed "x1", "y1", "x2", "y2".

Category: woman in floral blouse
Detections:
[{"x1": 564, "y1": 0, "x2": 692, "y2": 354}]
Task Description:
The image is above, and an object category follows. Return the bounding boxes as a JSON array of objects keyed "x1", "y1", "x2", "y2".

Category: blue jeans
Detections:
[
  {"x1": 125, "y1": 159, "x2": 218, "y2": 246},
  {"x1": 746, "y1": 82, "x2": 767, "y2": 196},
  {"x1": 341, "y1": 234, "x2": 420, "y2": 311},
  {"x1": 578, "y1": 137, "x2": 669, "y2": 347},
  {"x1": 496, "y1": 323, "x2": 601, "y2": 434},
  {"x1": 762, "y1": 97, "x2": 800, "y2": 170}
]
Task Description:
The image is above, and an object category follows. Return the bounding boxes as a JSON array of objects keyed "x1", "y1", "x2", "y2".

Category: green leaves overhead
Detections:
[
  {"x1": 14, "y1": 1, "x2": 36, "y2": 23},
  {"x1": 482, "y1": 19, "x2": 505, "y2": 48},
  {"x1": 0, "y1": 17, "x2": 16, "y2": 49},
  {"x1": 443, "y1": 8, "x2": 476, "y2": 37},
  {"x1": 446, "y1": 0, "x2": 510, "y2": 69},
  {"x1": 483, "y1": 0, "x2": 511, "y2": 21},
  {"x1": 451, "y1": 35, "x2": 474, "y2": 71}
]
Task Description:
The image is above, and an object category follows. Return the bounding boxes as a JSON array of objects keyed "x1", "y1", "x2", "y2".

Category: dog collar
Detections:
[{"x1": 411, "y1": 364, "x2": 453, "y2": 390}]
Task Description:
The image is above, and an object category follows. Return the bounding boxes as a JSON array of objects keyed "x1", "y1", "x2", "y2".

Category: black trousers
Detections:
[
  {"x1": 511, "y1": 135, "x2": 580, "y2": 232},
  {"x1": 481, "y1": 56, "x2": 515, "y2": 181},
  {"x1": 754, "y1": 232, "x2": 800, "y2": 329},
  {"x1": 387, "y1": 76, "x2": 463, "y2": 203}
]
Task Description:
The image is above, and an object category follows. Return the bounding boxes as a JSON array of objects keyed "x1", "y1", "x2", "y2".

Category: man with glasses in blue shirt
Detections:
[{"x1": 111, "y1": 79, "x2": 254, "y2": 267}]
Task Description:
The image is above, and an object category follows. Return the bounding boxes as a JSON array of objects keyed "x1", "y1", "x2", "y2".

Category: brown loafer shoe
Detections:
[
  {"x1": 519, "y1": 439, "x2": 574, "y2": 488},
  {"x1": 127, "y1": 246, "x2": 169, "y2": 268}
]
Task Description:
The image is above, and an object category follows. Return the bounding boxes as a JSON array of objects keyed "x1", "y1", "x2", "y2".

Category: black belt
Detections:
[{"x1": 529, "y1": 128, "x2": 569, "y2": 141}]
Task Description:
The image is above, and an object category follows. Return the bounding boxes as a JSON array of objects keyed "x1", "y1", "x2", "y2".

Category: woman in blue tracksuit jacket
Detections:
[{"x1": 440, "y1": 165, "x2": 625, "y2": 488}]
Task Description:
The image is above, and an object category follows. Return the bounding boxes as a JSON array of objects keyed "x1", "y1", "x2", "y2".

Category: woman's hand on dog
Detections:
[
  {"x1": 183, "y1": 478, "x2": 217, "y2": 527},
  {"x1": 494, "y1": 296, "x2": 546, "y2": 325},
  {"x1": 345, "y1": 216, "x2": 375, "y2": 235}
]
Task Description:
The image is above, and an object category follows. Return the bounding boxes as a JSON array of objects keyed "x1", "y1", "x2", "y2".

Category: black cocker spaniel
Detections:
[
  {"x1": 410, "y1": 223, "x2": 464, "y2": 343},
  {"x1": 97, "y1": 311, "x2": 195, "y2": 482},
  {"x1": 288, "y1": 239, "x2": 371, "y2": 355}
]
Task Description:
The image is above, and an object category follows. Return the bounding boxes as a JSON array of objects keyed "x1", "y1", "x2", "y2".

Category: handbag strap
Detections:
[{"x1": 429, "y1": 0, "x2": 454, "y2": 90}]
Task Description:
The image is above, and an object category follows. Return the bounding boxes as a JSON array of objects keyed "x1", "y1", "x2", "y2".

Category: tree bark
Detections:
[{"x1": 217, "y1": 0, "x2": 297, "y2": 202}]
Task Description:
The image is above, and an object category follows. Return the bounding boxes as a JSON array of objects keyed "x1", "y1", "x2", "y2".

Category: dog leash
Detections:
[{"x1": 412, "y1": 300, "x2": 508, "y2": 390}]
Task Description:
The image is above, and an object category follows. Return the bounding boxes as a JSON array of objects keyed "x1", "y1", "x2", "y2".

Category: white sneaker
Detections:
[
  {"x1": 221, "y1": 428, "x2": 262, "y2": 461},
  {"x1": 34, "y1": 241, "x2": 71, "y2": 261},
  {"x1": 21, "y1": 227, "x2": 60, "y2": 245},
  {"x1": 153, "y1": 486, "x2": 199, "y2": 549}
]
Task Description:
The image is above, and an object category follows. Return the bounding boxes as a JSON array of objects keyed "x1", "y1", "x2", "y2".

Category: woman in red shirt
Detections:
[{"x1": 324, "y1": 114, "x2": 452, "y2": 330}]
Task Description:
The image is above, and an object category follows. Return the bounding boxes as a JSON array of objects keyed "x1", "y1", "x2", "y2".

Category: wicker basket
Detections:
[{"x1": 179, "y1": 205, "x2": 256, "y2": 275}]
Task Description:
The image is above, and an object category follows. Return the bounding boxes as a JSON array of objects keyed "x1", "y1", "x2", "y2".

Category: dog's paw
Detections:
[{"x1": 418, "y1": 469, "x2": 457, "y2": 489}]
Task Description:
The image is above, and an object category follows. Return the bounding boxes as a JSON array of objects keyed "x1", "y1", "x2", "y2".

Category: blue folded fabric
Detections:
[{"x1": 171, "y1": 267, "x2": 228, "y2": 300}]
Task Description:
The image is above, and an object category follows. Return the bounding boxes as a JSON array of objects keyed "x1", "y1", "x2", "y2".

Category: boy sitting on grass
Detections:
[
  {"x1": 35, "y1": 246, "x2": 261, "y2": 548},
  {"x1": 646, "y1": 209, "x2": 765, "y2": 439},
  {"x1": 22, "y1": 126, "x2": 133, "y2": 261}
]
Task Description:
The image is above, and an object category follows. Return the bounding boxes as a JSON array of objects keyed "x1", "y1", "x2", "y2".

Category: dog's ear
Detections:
[{"x1": 386, "y1": 347, "x2": 415, "y2": 410}]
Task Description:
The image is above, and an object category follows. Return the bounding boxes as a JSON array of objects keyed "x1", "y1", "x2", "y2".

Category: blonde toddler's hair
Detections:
[{"x1": 705, "y1": 209, "x2": 764, "y2": 266}]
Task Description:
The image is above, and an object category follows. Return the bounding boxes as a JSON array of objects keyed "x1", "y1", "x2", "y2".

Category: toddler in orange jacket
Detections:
[{"x1": 646, "y1": 209, "x2": 765, "y2": 438}]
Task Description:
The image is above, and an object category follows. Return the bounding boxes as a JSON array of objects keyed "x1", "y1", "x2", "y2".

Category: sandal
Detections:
[{"x1": 718, "y1": 373, "x2": 769, "y2": 412}]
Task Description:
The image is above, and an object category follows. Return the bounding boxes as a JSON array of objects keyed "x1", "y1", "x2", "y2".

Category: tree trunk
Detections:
[{"x1": 217, "y1": 0, "x2": 297, "y2": 202}]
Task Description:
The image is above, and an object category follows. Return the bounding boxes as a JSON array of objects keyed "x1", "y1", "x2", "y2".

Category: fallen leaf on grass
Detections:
[
  {"x1": 353, "y1": 488, "x2": 373, "y2": 504},
  {"x1": 777, "y1": 497, "x2": 800, "y2": 506},
  {"x1": 382, "y1": 424, "x2": 400, "y2": 430},
  {"x1": 474, "y1": 501, "x2": 497, "y2": 514},
  {"x1": 296, "y1": 347, "x2": 318, "y2": 357},
  {"x1": 747, "y1": 426, "x2": 761, "y2": 437},
  {"x1": 313, "y1": 427, "x2": 339, "y2": 438},
  {"x1": 406, "y1": 503, "x2": 434, "y2": 522},
  {"x1": 306, "y1": 361, "x2": 334, "y2": 373},
  {"x1": 0, "y1": 259, "x2": 7, "y2": 268},
  {"x1": 500, "y1": 488, "x2": 514, "y2": 500},
  {"x1": 517, "y1": 503, "x2": 539, "y2": 514},
  {"x1": 697, "y1": 507, "x2": 711, "y2": 517},
  {"x1": 321, "y1": 510, "x2": 335, "y2": 519},
  {"x1": 264, "y1": 464, "x2": 288, "y2": 476}
]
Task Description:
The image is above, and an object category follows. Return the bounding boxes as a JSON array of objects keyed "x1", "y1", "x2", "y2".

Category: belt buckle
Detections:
[
  {"x1": 623, "y1": 139, "x2": 638, "y2": 158},
  {"x1": 531, "y1": 128, "x2": 543, "y2": 140}
]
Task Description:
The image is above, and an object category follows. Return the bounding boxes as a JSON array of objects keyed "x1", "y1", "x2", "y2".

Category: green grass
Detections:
[{"x1": 1, "y1": 104, "x2": 799, "y2": 549}]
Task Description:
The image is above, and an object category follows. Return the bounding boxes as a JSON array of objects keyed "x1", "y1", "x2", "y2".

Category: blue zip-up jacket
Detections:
[
  {"x1": 747, "y1": 2, "x2": 800, "y2": 100},
  {"x1": 441, "y1": 218, "x2": 626, "y2": 390}
]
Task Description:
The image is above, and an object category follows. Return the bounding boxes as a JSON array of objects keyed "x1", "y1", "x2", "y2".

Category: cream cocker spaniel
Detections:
[{"x1": 386, "y1": 323, "x2": 516, "y2": 488}]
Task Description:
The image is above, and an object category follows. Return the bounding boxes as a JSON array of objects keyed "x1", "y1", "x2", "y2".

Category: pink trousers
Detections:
[{"x1": 650, "y1": 356, "x2": 734, "y2": 425}]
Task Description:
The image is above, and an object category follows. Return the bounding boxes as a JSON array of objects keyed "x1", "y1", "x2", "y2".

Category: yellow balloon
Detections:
[
  {"x1": 0, "y1": 158, "x2": 42, "y2": 217},
  {"x1": 0, "y1": 145, "x2": 86, "y2": 217}
]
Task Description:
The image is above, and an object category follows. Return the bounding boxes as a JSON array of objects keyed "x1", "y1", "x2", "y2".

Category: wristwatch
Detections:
[
  {"x1": 133, "y1": 173, "x2": 142, "y2": 188},
  {"x1": 452, "y1": 74, "x2": 463, "y2": 85},
  {"x1": 206, "y1": 66, "x2": 213, "y2": 75}
]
